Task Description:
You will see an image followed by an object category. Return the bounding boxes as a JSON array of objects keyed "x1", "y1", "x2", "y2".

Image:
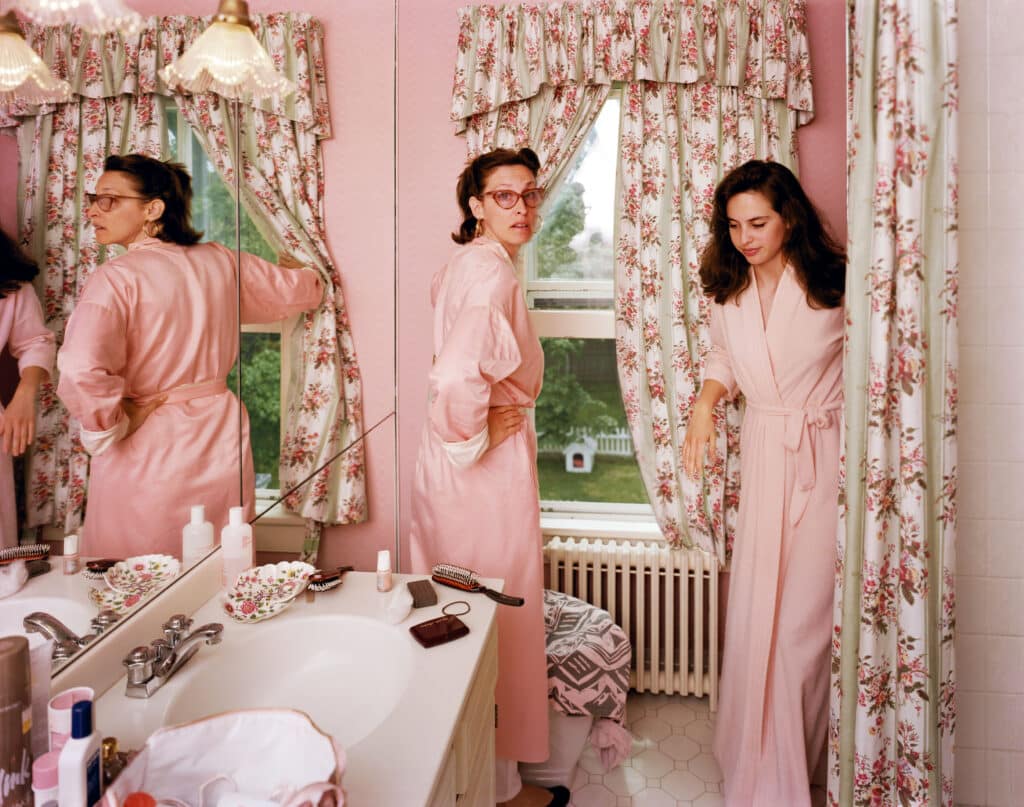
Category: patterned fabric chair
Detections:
[{"x1": 520, "y1": 590, "x2": 633, "y2": 786}]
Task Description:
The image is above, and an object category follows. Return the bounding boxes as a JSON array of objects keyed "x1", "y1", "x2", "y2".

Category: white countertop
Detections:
[{"x1": 94, "y1": 571, "x2": 500, "y2": 806}]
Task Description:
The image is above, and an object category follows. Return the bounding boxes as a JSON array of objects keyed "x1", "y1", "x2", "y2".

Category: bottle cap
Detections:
[
  {"x1": 377, "y1": 549, "x2": 391, "y2": 572},
  {"x1": 70, "y1": 699, "x2": 93, "y2": 739},
  {"x1": 229, "y1": 506, "x2": 244, "y2": 526},
  {"x1": 31, "y1": 750, "x2": 60, "y2": 789},
  {"x1": 64, "y1": 534, "x2": 79, "y2": 555},
  {"x1": 190, "y1": 504, "x2": 205, "y2": 524},
  {"x1": 124, "y1": 793, "x2": 157, "y2": 807}
]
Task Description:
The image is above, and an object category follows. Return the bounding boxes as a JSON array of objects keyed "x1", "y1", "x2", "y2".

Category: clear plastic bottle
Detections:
[
  {"x1": 220, "y1": 507, "x2": 254, "y2": 588},
  {"x1": 181, "y1": 505, "x2": 214, "y2": 569}
]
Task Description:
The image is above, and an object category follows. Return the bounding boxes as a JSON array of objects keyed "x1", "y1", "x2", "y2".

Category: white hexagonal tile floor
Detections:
[{"x1": 565, "y1": 693, "x2": 724, "y2": 806}]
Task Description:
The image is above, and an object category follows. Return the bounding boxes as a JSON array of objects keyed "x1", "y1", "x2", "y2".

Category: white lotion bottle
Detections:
[
  {"x1": 181, "y1": 505, "x2": 214, "y2": 568},
  {"x1": 57, "y1": 700, "x2": 102, "y2": 807},
  {"x1": 221, "y1": 506, "x2": 254, "y2": 588}
]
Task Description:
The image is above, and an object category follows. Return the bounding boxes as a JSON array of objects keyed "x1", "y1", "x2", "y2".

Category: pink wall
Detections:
[
  {"x1": 395, "y1": 0, "x2": 848, "y2": 567},
  {"x1": 0, "y1": 1, "x2": 845, "y2": 572}
]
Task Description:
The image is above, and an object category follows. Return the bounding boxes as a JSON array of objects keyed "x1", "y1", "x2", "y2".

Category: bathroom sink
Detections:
[
  {"x1": 162, "y1": 613, "x2": 415, "y2": 747},
  {"x1": 0, "y1": 596, "x2": 95, "y2": 643}
]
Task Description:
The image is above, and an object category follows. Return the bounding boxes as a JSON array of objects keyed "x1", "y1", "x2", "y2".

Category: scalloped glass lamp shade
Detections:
[
  {"x1": 160, "y1": 0, "x2": 294, "y2": 101},
  {"x1": 0, "y1": 13, "x2": 70, "y2": 104},
  {"x1": 10, "y1": 0, "x2": 143, "y2": 35}
]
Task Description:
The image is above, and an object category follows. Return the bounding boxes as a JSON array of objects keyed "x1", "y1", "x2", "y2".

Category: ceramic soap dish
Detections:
[
  {"x1": 223, "y1": 561, "x2": 316, "y2": 623},
  {"x1": 88, "y1": 554, "x2": 182, "y2": 615}
]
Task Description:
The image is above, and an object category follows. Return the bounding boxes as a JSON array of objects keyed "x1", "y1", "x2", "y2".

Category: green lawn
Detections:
[{"x1": 538, "y1": 453, "x2": 649, "y2": 503}]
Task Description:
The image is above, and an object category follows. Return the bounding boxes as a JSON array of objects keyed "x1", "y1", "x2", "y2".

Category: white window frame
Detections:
[{"x1": 522, "y1": 88, "x2": 654, "y2": 524}]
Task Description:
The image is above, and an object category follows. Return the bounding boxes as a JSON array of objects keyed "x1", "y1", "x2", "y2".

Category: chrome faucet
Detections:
[
  {"x1": 123, "y1": 614, "x2": 223, "y2": 699},
  {"x1": 24, "y1": 609, "x2": 121, "y2": 668}
]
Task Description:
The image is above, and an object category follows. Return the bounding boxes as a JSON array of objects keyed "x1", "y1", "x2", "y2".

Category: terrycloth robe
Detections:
[
  {"x1": 57, "y1": 238, "x2": 321, "y2": 560},
  {"x1": 707, "y1": 266, "x2": 842, "y2": 807},
  {"x1": 408, "y1": 237, "x2": 549, "y2": 763},
  {"x1": 0, "y1": 283, "x2": 55, "y2": 548}
]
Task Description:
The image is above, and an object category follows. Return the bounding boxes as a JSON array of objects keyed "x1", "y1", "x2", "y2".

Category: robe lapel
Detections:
[{"x1": 742, "y1": 270, "x2": 783, "y2": 404}]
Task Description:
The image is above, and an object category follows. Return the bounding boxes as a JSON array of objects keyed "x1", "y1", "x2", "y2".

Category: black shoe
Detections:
[{"x1": 545, "y1": 786, "x2": 570, "y2": 807}]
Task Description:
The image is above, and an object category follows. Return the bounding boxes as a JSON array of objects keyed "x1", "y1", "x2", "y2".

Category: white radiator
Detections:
[{"x1": 543, "y1": 535, "x2": 719, "y2": 712}]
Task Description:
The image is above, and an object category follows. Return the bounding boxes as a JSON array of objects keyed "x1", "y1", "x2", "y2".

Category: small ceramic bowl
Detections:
[
  {"x1": 104, "y1": 554, "x2": 181, "y2": 595},
  {"x1": 222, "y1": 561, "x2": 316, "y2": 623},
  {"x1": 88, "y1": 585, "x2": 149, "y2": 615}
]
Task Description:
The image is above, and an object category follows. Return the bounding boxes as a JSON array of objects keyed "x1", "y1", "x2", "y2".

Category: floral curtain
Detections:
[
  {"x1": 9, "y1": 94, "x2": 166, "y2": 534},
  {"x1": 2, "y1": 15, "x2": 366, "y2": 558},
  {"x1": 831, "y1": 1, "x2": 957, "y2": 805},
  {"x1": 615, "y1": 80, "x2": 798, "y2": 557},
  {"x1": 452, "y1": 1, "x2": 814, "y2": 558}
]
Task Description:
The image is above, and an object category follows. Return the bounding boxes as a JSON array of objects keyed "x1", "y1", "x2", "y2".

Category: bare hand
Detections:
[
  {"x1": 277, "y1": 254, "x2": 306, "y2": 269},
  {"x1": 682, "y1": 405, "x2": 716, "y2": 480},
  {"x1": 487, "y1": 405, "x2": 524, "y2": 452},
  {"x1": 0, "y1": 388, "x2": 37, "y2": 456},
  {"x1": 123, "y1": 396, "x2": 167, "y2": 437}
]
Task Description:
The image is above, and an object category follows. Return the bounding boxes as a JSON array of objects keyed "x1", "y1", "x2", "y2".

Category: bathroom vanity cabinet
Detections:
[{"x1": 89, "y1": 566, "x2": 501, "y2": 805}]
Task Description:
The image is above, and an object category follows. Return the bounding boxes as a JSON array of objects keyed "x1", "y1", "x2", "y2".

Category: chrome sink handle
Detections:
[
  {"x1": 124, "y1": 646, "x2": 154, "y2": 687},
  {"x1": 156, "y1": 623, "x2": 224, "y2": 678},
  {"x1": 162, "y1": 614, "x2": 194, "y2": 647},
  {"x1": 90, "y1": 609, "x2": 121, "y2": 636},
  {"x1": 124, "y1": 621, "x2": 224, "y2": 698}
]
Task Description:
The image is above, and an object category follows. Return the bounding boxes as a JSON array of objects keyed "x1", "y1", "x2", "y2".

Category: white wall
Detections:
[{"x1": 955, "y1": 2, "x2": 1024, "y2": 804}]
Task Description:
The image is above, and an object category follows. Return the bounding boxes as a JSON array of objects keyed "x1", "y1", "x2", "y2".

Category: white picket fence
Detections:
[{"x1": 538, "y1": 428, "x2": 634, "y2": 457}]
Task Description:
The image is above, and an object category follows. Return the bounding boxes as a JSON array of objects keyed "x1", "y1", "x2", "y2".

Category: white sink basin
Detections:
[
  {"x1": 0, "y1": 595, "x2": 95, "y2": 644},
  {"x1": 163, "y1": 614, "x2": 415, "y2": 747}
]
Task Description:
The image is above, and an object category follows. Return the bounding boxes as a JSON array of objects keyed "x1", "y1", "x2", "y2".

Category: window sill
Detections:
[{"x1": 539, "y1": 502, "x2": 662, "y2": 543}]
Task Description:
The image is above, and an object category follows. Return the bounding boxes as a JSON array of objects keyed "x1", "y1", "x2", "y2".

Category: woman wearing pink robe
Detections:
[
  {"x1": 409, "y1": 148, "x2": 564, "y2": 807},
  {"x1": 57, "y1": 154, "x2": 321, "y2": 561},
  {"x1": 0, "y1": 230, "x2": 55, "y2": 548},
  {"x1": 684, "y1": 161, "x2": 846, "y2": 807}
]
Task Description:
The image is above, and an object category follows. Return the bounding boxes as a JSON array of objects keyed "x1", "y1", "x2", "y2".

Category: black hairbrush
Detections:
[{"x1": 431, "y1": 563, "x2": 524, "y2": 607}]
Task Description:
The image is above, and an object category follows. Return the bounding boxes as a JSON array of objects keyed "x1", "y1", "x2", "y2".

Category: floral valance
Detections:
[
  {"x1": 0, "y1": 13, "x2": 329, "y2": 133},
  {"x1": 451, "y1": 0, "x2": 813, "y2": 132}
]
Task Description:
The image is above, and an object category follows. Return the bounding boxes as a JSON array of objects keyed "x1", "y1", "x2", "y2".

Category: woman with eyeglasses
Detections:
[
  {"x1": 0, "y1": 227, "x2": 55, "y2": 549},
  {"x1": 56, "y1": 153, "x2": 322, "y2": 561},
  {"x1": 408, "y1": 148, "x2": 566, "y2": 807}
]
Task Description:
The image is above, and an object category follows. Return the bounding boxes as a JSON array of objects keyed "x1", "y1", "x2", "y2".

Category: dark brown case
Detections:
[
  {"x1": 409, "y1": 614, "x2": 469, "y2": 648},
  {"x1": 407, "y1": 579, "x2": 438, "y2": 608}
]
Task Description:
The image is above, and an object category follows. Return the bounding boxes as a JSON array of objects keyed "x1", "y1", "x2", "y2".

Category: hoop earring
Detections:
[
  {"x1": 144, "y1": 220, "x2": 162, "y2": 238},
  {"x1": 533, "y1": 215, "x2": 544, "y2": 233},
  {"x1": 474, "y1": 219, "x2": 484, "y2": 238}
]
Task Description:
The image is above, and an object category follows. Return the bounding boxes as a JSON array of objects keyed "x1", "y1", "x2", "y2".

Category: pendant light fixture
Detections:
[
  {"x1": 8, "y1": 0, "x2": 142, "y2": 36},
  {"x1": 0, "y1": 10, "x2": 69, "y2": 104}
]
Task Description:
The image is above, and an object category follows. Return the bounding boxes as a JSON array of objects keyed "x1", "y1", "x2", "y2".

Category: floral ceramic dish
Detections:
[
  {"x1": 104, "y1": 554, "x2": 181, "y2": 595},
  {"x1": 222, "y1": 561, "x2": 316, "y2": 623},
  {"x1": 88, "y1": 584, "x2": 150, "y2": 615}
]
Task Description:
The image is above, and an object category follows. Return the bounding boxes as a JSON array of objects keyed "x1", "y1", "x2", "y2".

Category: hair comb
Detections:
[{"x1": 431, "y1": 563, "x2": 524, "y2": 607}]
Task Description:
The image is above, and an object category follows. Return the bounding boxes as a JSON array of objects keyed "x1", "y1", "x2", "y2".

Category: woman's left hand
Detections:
[
  {"x1": 0, "y1": 388, "x2": 36, "y2": 456},
  {"x1": 123, "y1": 396, "x2": 167, "y2": 437}
]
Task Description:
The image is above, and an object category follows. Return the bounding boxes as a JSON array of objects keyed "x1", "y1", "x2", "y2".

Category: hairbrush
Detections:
[
  {"x1": 0, "y1": 543, "x2": 50, "y2": 566},
  {"x1": 431, "y1": 563, "x2": 525, "y2": 607},
  {"x1": 82, "y1": 558, "x2": 121, "y2": 581},
  {"x1": 306, "y1": 565, "x2": 353, "y2": 594}
]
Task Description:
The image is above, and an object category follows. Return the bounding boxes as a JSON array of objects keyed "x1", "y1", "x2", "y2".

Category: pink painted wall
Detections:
[
  {"x1": 395, "y1": 0, "x2": 849, "y2": 567},
  {"x1": 0, "y1": 1, "x2": 845, "y2": 572}
]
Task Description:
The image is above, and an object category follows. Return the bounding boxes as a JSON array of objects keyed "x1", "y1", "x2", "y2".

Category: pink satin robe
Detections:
[
  {"x1": 0, "y1": 283, "x2": 55, "y2": 548},
  {"x1": 408, "y1": 238, "x2": 549, "y2": 763},
  {"x1": 57, "y1": 238, "x2": 321, "y2": 560},
  {"x1": 706, "y1": 267, "x2": 842, "y2": 807}
]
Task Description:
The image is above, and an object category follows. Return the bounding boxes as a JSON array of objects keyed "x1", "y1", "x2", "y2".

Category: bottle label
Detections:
[
  {"x1": 86, "y1": 748, "x2": 102, "y2": 806},
  {"x1": 0, "y1": 746, "x2": 31, "y2": 807}
]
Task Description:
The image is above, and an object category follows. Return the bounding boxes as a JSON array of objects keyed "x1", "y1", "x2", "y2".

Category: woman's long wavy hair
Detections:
[
  {"x1": 451, "y1": 147, "x2": 541, "y2": 244},
  {"x1": 699, "y1": 160, "x2": 846, "y2": 308},
  {"x1": 103, "y1": 154, "x2": 203, "y2": 246},
  {"x1": 0, "y1": 227, "x2": 39, "y2": 299}
]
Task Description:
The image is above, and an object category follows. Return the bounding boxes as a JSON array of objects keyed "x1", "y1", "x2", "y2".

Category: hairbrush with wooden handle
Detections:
[{"x1": 431, "y1": 563, "x2": 525, "y2": 606}]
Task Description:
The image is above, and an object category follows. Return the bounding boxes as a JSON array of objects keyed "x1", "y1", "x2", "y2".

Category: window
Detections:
[
  {"x1": 166, "y1": 104, "x2": 290, "y2": 497},
  {"x1": 524, "y1": 88, "x2": 650, "y2": 515}
]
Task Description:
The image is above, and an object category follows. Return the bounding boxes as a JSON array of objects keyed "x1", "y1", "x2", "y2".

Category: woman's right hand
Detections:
[
  {"x1": 487, "y1": 405, "x2": 524, "y2": 451},
  {"x1": 682, "y1": 404, "x2": 716, "y2": 480}
]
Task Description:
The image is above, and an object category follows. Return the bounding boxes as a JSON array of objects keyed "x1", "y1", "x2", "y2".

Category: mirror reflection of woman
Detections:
[
  {"x1": 57, "y1": 154, "x2": 322, "y2": 561},
  {"x1": 683, "y1": 160, "x2": 846, "y2": 807},
  {"x1": 409, "y1": 149, "x2": 567, "y2": 807},
  {"x1": 0, "y1": 229, "x2": 55, "y2": 549}
]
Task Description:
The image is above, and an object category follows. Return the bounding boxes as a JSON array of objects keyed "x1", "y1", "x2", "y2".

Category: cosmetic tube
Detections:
[
  {"x1": 63, "y1": 534, "x2": 80, "y2": 575},
  {"x1": 377, "y1": 549, "x2": 393, "y2": 592}
]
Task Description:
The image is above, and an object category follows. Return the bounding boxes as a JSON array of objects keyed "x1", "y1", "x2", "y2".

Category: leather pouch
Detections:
[{"x1": 409, "y1": 614, "x2": 469, "y2": 648}]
